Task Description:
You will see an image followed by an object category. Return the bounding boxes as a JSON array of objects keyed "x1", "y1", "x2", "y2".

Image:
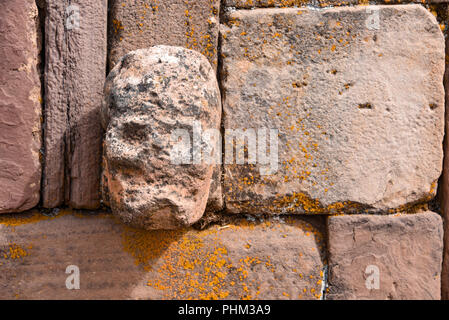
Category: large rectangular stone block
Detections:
[
  {"x1": 327, "y1": 212, "x2": 443, "y2": 300},
  {"x1": 108, "y1": 0, "x2": 220, "y2": 70},
  {"x1": 221, "y1": 5, "x2": 445, "y2": 215},
  {"x1": 0, "y1": 211, "x2": 325, "y2": 300},
  {"x1": 42, "y1": 0, "x2": 107, "y2": 209},
  {"x1": 0, "y1": 0, "x2": 42, "y2": 213}
]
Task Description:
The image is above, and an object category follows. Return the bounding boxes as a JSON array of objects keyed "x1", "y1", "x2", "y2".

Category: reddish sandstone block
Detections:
[
  {"x1": 0, "y1": 211, "x2": 325, "y2": 300},
  {"x1": 224, "y1": 0, "x2": 448, "y2": 8},
  {"x1": 0, "y1": 0, "x2": 42, "y2": 213},
  {"x1": 108, "y1": 0, "x2": 220, "y2": 70}
]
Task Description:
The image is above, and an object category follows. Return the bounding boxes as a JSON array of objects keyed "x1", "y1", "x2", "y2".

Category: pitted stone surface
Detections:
[
  {"x1": 0, "y1": 211, "x2": 325, "y2": 300},
  {"x1": 327, "y1": 211, "x2": 443, "y2": 300},
  {"x1": 102, "y1": 46, "x2": 221, "y2": 230},
  {"x1": 108, "y1": 0, "x2": 223, "y2": 211}
]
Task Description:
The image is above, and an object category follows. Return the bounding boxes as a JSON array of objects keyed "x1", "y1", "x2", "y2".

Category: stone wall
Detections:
[{"x1": 1, "y1": 0, "x2": 449, "y2": 300}]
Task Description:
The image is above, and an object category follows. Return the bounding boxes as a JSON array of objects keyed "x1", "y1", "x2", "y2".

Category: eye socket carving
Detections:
[{"x1": 122, "y1": 122, "x2": 148, "y2": 143}]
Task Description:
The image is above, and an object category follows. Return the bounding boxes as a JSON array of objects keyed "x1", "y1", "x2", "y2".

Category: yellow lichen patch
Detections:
[
  {"x1": 121, "y1": 218, "x2": 324, "y2": 300},
  {"x1": 388, "y1": 181, "x2": 438, "y2": 215},
  {"x1": 112, "y1": 19, "x2": 125, "y2": 34},
  {"x1": 269, "y1": 192, "x2": 362, "y2": 215},
  {"x1": 1, "y1": 243, "x2": 30, "y2": 260},
  {"x1": 0, "y1": 210, "x2": 66, "y2": 228},
  {"x1": 182, "y1": 0, "x2": 219, "y2": 66},
  {"x1": 122, "y1": 225, "x2": 259, "y2": 299}
]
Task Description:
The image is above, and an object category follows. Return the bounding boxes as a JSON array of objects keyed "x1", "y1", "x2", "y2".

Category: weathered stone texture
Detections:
[
  {"x1": 42, "y1": 0, "x2": 107, "y2": 209},
  {"x1": 108, "y1": 0, "x2": 220, "y2": 70},
  {"x1": 221, "y1": 5, "x2": 445, "y2": 215},
  {"x1": 102, "y1": 46, "x2": 221, "y2": 230},
  {"x1": 0, "y1": 211, "x2": 325, "y2": 300},
  {"x1": 327, "y1": 211, "x2": 443, "y2": 300},
  {"x1": 108, "y1": 0, "x2": 223, "y2": 211},
  {"x1": 441, "y1": 35, "x2": 449, "y2": 301},
  {"x1": 0, "y1": 0, "x2": 42, "y2": 213}
]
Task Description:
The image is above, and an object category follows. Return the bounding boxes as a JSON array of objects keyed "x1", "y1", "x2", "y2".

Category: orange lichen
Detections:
[
  {"x1": 2, "y1": 243, "x2": 30, "y2": 260},
  {"x1": 121, "y1": 219, "x2": 325, "y2": 300},
  {"x1": 0, "y1": 210, "x2": 69, "y2": 229}
]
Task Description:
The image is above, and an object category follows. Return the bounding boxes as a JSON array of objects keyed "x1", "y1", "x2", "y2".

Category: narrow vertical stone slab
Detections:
[
  {"x1": 108, "y1": 0, "x2": 220, "y2": 70},
  {"x1": 221, "y1": 5, "x2": 445, "y2": 215},
  {"x1": 42, "y1": 0, "x2": 66, "y2": 208},
  {"x1": 43, "y1": 0, "x2": 107, "y2": 209},
  {"x1": 441, "y1": 35, "x2": 449, "y2": 301},
  {"x1": 0, "y1": 0, "x2": 42, "y2": 213},
  {"x1": 327, "y1": 212, "x2": 443, "y2": 300}
]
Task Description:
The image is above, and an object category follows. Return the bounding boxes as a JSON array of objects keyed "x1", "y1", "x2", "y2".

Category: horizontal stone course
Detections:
[
  {"x1": 0, "y1": 211, "x2": 325, "y2": 300},
  {"x1": 108, "y1": 0, "x2": 223, "y2": 212}
]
